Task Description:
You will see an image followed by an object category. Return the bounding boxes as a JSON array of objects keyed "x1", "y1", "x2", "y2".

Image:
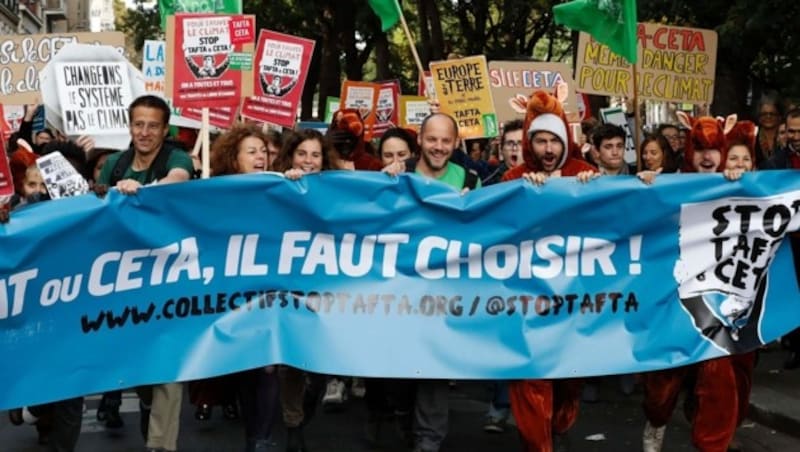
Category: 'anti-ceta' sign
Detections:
[
  {"x1": 166, "y1": 14, "x2": 255, "y2": 109},
  {"x1": 241, "y1": 29, "x2": 315, "y2": 127},
  {"x1": 1, "y1": 172, "x2": 799, "y2": 409},
  {"x1": 576, "y1": 23, "x2": 717, "y2": 104}
]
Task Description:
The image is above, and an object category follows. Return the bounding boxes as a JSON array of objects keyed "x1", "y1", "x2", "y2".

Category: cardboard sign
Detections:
[
  {"x1": 240, "y1": 30, "x2": 315, "y2": 127},
  {"x1": 399, "y1": 95, "x2": 430, "y2": 132},
  {"x1": 0, "y1": 136, "x2": 12, "y2": 197},
  {"x1": 1, "y1": 105, "x2": 25, "y2": 142},
  {"x1": 429, "y1": 55, "x2": 498, "y2": 139},
  {"x1": 54, "y1": 62, "x2": 134, "y2": 136},
  {"x1": 488, "y1": 61, "x2": 577, "y2": 124},
  {"x1": 600, "y1": 106, "x2": 637, "y2": 165},
  {"x1": 35, "y1": 152, "x2": 90, "y2": 200},
  {"x1": 576, "y1": 23, "x2": 718, "y2": 104},
  {"x1": 38, "y1": 43, "x2": 147, "y2": 150},
  {"x1": 143, "y1": 40, "x2": 166, "y2": 93},
  {"x1": 340, "y1": 80, "x2": 379, "y2": 141},
  {"x1": 166, "y1": 14, "x2": 255, "y2": 109},
  {"x1": 418, "y1": 70, "x2": 435, "y2": 98},
  {"x1": 0, "y1": 32, "x2": 126, "y2": 105}
]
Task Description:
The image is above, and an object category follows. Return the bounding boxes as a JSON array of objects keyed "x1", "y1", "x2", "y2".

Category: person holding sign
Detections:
[
  {"x1": 500, "y1": 89, "x2": 596, "y2": 452},
  {"x1": 641, "y1": 115, "x2": 762, "y2": 452},
  {"x1": 208, "y1": 124, "x2": 280, "y2": 452},
  {"x1": 95, "y1": 95, "x2": 194, "y2": 452}
]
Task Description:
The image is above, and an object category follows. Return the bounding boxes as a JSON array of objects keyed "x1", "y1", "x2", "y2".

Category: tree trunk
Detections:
[
  {"x1": 318, "y1": 4, "x2": 342, "y2": 120},
  {"x1": 425, "y1": 0, "x2": 445, "y2": 60},
  {"x1": 416, "y1": 0, "x2": 431, "y2": 64},
  {"x1": 301, "y1": 38, "x2": 322, "y2": 120}
]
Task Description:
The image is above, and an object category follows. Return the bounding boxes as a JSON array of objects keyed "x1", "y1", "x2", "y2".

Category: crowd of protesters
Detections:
[{"x1": 2, "y1": 88, "x2": 799, "y2": 452}]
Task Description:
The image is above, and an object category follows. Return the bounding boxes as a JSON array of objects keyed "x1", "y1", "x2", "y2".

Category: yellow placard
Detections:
[
  {"x1": 576, "y1": 23, "x2": 717, "y2": 104},
  {"x1": 429, "y1": 55, "x2": 498, "y2": 139},
  {"x1": 399, "y1": 95, "x2": 430, "y2": 131}
]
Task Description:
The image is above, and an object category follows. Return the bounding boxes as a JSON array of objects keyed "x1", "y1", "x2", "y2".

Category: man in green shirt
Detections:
[
  {"x1": 413, "y1": 113, "x2": 480, "y2": 191},
  {"x1": 97, "y1": 95, "x2": 193, "y2": 191},
  {"x1": 97, "y1": 95, "x2": 193, "y2": 452}
]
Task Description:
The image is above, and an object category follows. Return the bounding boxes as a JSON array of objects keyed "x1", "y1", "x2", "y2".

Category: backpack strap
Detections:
[
  {"x1": 463, "y1": 168, "x2": 479, "y2": 190},
  {"x1": 109, "y1": 150, "x2": 134, "y2": 187},
  {"x1": 108, "y1": 146, "x2": 177, "y2": 186}
]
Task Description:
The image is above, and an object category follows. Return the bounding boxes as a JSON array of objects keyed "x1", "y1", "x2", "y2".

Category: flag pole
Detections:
[
  {"x1": 633, "y1": 62, "x2": 641, "y2": 172},
  {"x1": 393, "y1": 1, "x2": 426, "y2": 85}
]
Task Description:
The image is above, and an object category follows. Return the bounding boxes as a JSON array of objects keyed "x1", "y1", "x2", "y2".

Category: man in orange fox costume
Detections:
[
  {"x1": 642, "y1": 115, "x2": 759, "y2": 452},
  {"x1": 502, "y1": 89, "x2": 596, "y2": 451}
]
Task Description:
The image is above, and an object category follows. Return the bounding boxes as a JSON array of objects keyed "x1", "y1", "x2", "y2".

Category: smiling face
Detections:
[
  {"x1": 129, "y1": 106, "x2": 168, "y2": 157},
  {"x1": 235, "y1": 136, "x2": 268, "y2": 174},
  {"x1": 380, "y1": 136, "x2": 412, "y2": 166},
  {"x1": 291, "y1": 138, "x2": 324, "y2": 173},
  {"x1": 642, "y1": 140, "x2": 664, "y2": 171},
  {"x1": 417, "y1": 115, "x2": 458, "y2": 177},
  {"x1": 692, "y1": 148, "x2": 722, "y2": 173},
  {"x1": 725, "y1": 144, "x2": 753, "y2": 171}
]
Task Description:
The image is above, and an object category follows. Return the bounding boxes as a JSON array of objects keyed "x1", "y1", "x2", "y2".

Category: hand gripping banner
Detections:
[{"x1": 1, "y1": 171, "x2": 799, "y2": 409}]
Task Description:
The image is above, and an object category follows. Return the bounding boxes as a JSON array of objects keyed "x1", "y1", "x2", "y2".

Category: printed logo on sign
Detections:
[
  {"x1": 258, "y1": 39, "x2": 303, "y2": 97},
  {"x1": 182, "y1": 17, "x2": 234, "y2": 79},
  {"x1": 674, "y1": 191, "x2": 800, "y2": 354}
]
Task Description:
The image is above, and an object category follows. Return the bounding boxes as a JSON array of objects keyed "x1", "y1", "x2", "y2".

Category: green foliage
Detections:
[{"x1": 114, "y1": 0, "x2": 161, "y2": 67}]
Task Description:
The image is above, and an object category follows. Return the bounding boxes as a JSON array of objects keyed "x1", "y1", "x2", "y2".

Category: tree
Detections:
[{"x1": 114, "y1": 0, "x2": 161, "y2": 67}]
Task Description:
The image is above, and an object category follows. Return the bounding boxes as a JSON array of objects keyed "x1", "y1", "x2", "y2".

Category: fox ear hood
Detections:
[
  {"x1": 683, "y1": 115, "x2": 727, "y2": 173},
  {"x1": 329, "y1": 109, "x2": 365, "y2": 138},
  {"x1": 522, "y1": 90, "x2": 574, "y2": 170},
  {"x1": 723, "y1": 120, "x2": 757, "y2": 162}
]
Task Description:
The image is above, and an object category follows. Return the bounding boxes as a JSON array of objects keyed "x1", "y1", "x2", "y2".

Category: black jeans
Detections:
[{"x1": 237, "y1": 368, "x2": 280, "y2": 442}]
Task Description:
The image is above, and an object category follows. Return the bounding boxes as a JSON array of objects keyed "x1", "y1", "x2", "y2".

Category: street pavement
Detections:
[{"x1": 2, "y1": 349, "x2": 798, "y2": 451}]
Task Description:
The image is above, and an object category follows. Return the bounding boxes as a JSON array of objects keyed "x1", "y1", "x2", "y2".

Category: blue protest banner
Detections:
[{"x1": 1, "y1": 171, "x2": 799, "y2": 409}]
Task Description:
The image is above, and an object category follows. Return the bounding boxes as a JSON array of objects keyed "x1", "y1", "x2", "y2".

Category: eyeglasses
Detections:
[{"x1": 503, "y1": 140, "x2": 522, "y2": 148}]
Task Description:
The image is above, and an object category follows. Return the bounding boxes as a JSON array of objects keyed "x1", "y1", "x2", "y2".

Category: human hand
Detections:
[
  {"x1": 284, "y1": 169, "x2": 305, "y2": 180},
  {"x1": 636, "y1": 168, "x2": 662, "y2": 185},
  {"x1": 576, "y1": 170, "x2": 599, "y2": 184},
  {"x1": 115, "y1": 179, "x2": 142, "y2": 195}
]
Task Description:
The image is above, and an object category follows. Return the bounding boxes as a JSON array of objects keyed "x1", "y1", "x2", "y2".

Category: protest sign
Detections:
[
  {"x1": 340, "y1": 80, "x2": 379, "y2": 141},
  {"x1": 0, "y1": 137, "x2": 11, "y2": 197},
  {"x1": 429, "y1": 55, "x2": 498, "y2": 139},
  {"x1": 1, "y1": 105, "x2": 24, "y2": 142},
  {"x1": 372, "y1": 80, "x2": 401, "y2": 138},
  {"x1": 488, "y1": 61, "x2": 577, "y2": 124},
  {"x1": 54, "y1": 62, "x2": 134, "y2": 136},
  {"x1": 38, "y1": 43, "x2": 147, "y2": 150},
  {"x1": 324, "y1": 97, "x2": 340, "y2": 123},
  {"x1": 143, "y1": 40, "x2": 166, "y2": 94},
  {"x1": 576, "y1": 23, "x2": 718, "y2": 104},
  {"x1": 240, "y1": 30, "x2": 315, "y2": 127},
  {"x1": 159, "y1": 0, "x2": 243, "y2": 28},
  {"x1": 1, "y1": 172, "x2": 799, "y2": 410},
  {"x1": 600, "y1": 106, "x2": 637, "y2": 165},
  {"x1": 35, "y1": 152, "x2": 90, "y2": 200},
  {"x1": 0, "y1": 32, "x2": 125, "y2": 105},
  {"x1": 418, "y1": 70, "x2": 434, "y2": 98},
  {"x1": 296, "y1": 121, "x2": 329, "y2": 133},
  {"x1": 399, "y1": 95, "x2": 430, "y2": 131},
  {"x1": 166, "y1": 14, "x2": 255, "y2": 109},
  {"x1": 181, "y1": 105, "x2": 238, "y2": 129}
]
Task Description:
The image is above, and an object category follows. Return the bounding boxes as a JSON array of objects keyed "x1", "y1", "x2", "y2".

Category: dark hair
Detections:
[
  {"x1": 379, "y1": 128, "x2": 418, "y2": 158},
  {"x1": 273, "y1": 129, "x2": 334, "y2": 172},
  {"x1": 210, "y1": 124, "x2": 268, "y2": 176},
  {"x1": 786, "y1": 107, "x2": 800, "y2": 124},
  {"x1": 501, "y1": 119, "x2": 523, "y2": 144},
  {"x1": 40, "y1": 140, "x2": 87, "y2": 175},
  {"x1": 35, "y1": 128, "x2": 54, "y2": 139},
  {"x1": 265, "y1": 129, "x2": 283, "y2": 149},
  {"x1": 640, "y1": 134, "x2": 678, "y2": 173},
  {"x1": 128, "y1": 95, "x2": 171, "y2": 126},
  {"x1": 755, "y1": 91, "x2": 785, "y2": 120},
  {"x1": 419, "y1": 113, "x2": 458, "y2": 137},
  {"x1": 657, "y1": 123, "x2": 679, "y2": 135},
  {"x1": 591, "y1": 123, "x2": 626, "y2": 149}
]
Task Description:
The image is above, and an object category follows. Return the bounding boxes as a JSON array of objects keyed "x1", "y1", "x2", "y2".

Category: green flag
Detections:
[
  {"x1": 158, "y1": 0, "x2": 243, "y2": 28},
  {"x1": 368, "y1": 0, "x2": 401, "y2": 32},
  {"x1": 554, "y1": 0, "x2": 638, "y2": 63}
]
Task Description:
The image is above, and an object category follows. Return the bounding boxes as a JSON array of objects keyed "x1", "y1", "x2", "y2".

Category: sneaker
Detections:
[
  {"x1": 483, "y1": 416, "x2": 505, "y2": 433},
  {"x1": 105, "y1": 405, "x2": 124, "y2": 429},
  {"x1": 642, "y1": 421, "x2": 666, "y2": 452},
  {"x1": 351, "y1": 378, "x2": 366, "y2": 398},
  {"x1": 8, "y1": 408, "x2": 24, "y2": 426},
  {"x1": 322, "y1": 379, "x2": 347, "y2": 407}
]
